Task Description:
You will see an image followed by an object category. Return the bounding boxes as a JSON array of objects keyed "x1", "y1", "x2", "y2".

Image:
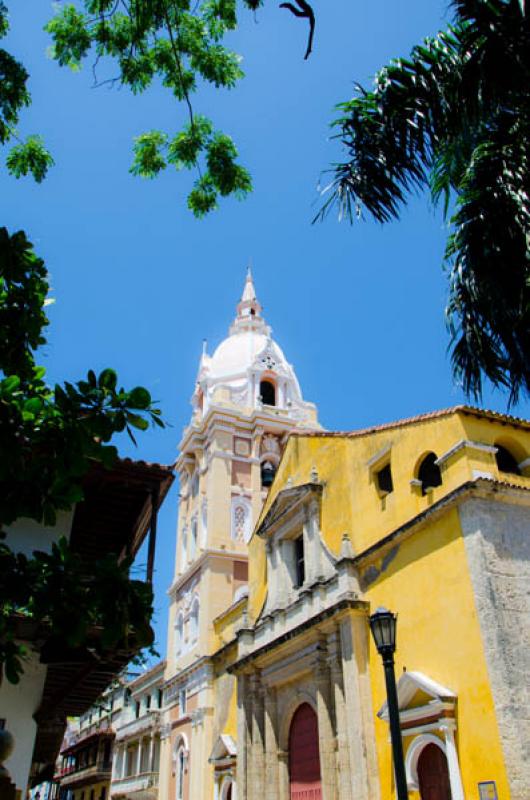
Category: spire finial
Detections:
[
  {"x1": 229, "y1": 262, "x2": 269, "y2": 335},
  {"x1": 241, "y1": 262, "x2": 257, "y2": 304}
]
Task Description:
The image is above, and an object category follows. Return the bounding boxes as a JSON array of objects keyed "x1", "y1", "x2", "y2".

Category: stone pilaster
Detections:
[
  {"x1": 340, "y1": 614, "x2": 380, "y2": 800},
  {"x1": 264, "y1": 687, "x2": 280, "y2": 800},
  {"x1": 236, "y1": 673, "x2": 251, "y2": 800},
  {"x1": 250, "y1": 670, "x2": 266, "y2": 797},
  {"x1": 315, "y1": 644, "x2": 338, "y2": 800},
  {"x1": 328, "y1": 628, "x2": 353, "y2": 800},
  {"x1": 278, "y1": 750, "x2": 290, "y2": 800}
]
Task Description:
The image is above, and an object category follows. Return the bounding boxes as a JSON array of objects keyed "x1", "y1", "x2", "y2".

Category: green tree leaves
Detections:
[
  {"x1": 130, "y1": 119, "x2": 251, "y2": 215},
  {"x1": 0, "y1": 228, "x2": 165, "y2": 682},
  {"x1": 0, "y1": 534, "x2": 155, "y2": 684},
  {"x1": 45, "y1": 0, "x2": 251, "y2": 215},
  {"x1": 0, "y1": 4, "x2": 54, "y2": 182},
  {"x1": 6, "y1": 135, "x2": 55, "y2": 182},
  {"x1": 130, "y1": 131, "x2": 168, "y2": 178},
  {"x1": 0, "y1": 227, "x2": 165, "y2": 526}
]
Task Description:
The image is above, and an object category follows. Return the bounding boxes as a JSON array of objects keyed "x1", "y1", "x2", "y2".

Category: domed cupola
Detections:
[{"x1": 190, "y1": 268, "x2": 318, "y2": 426}]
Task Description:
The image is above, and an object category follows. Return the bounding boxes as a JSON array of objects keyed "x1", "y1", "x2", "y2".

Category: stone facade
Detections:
[{"x1": 460, "y1": 497, "x2": 530, "y2": 800}]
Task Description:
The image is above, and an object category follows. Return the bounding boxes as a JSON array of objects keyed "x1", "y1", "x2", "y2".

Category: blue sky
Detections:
[{"x1": 3, "y1": 1, "x2": 528, "y2": 658}]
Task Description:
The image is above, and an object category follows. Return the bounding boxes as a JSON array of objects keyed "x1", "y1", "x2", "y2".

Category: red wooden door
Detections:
[
  {"x1": 289, "y1": 703, "x2": 322, "y2": 800},
  {"x1": 418, "y1": 743, "x2": 451, "y2": 800}
]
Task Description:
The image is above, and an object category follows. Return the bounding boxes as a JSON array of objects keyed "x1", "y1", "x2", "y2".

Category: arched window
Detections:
[
  {"x1": 201, "y1": 500, "x2": 208, "y2": 547},
  {"x1": 190, "y1": 597, "x2": 199, "y2": 644},
  {"x1": 495, "y1": 444, "x2": 521, "y2": 475},
  {"x1": 190, "y1": 517, "x2": 198, "y2": 560},
  {"x1": 180, "y1": 526, "x2": 188, "y2": 570},
  {"x1": 233, "y1": 504, "x2": 247, "y2": 541},
  {"x1": 175, "y1": 745, "x2": 186, "y2": 800},
  {"x1": 231, "y1": 497, "x2": 251, "y2": 542},
  {"x1": 175, "y1": 613, "x2": 184, "y2": 656},
  {"x1": 417, "y1": 452, "x2": 442, "y2": 495},
  {"x1": 260, "y1": 379, "x2": 276, "y2": 406}
]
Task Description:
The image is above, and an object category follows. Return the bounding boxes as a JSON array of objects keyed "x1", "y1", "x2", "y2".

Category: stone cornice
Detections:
[
  {"x1": 355, "y1": 477, "x2": 530, "y2": 577},
  {"x1": 168, "y1": 548, "x2": 249, "y2": 597}
]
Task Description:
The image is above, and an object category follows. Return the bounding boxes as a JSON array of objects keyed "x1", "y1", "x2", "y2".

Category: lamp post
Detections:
[{"x1": 369, "y1": 607, "x2": 409, "y2": 800}]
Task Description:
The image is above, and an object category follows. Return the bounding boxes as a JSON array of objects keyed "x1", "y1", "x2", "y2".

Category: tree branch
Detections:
[{"x1": 279, "y1": 0, "x2": 315, "y2": 59}]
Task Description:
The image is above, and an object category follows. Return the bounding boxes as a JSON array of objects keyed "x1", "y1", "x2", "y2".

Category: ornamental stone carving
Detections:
[{"x1": 261, "y1": 434, "x2": 280, "y2": 457}]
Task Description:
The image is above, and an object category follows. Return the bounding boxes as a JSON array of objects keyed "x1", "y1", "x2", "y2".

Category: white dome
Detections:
[{"x1": 208, "y1": 331, "x2": 288, "y2": 380}]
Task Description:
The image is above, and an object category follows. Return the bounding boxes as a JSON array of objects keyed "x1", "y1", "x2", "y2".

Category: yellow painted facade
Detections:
[{"x1": 222, "y1": 406, "x2": 530, "y2": 800}]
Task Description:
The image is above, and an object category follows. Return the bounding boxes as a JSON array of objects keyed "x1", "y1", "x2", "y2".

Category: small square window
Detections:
[{"x1": 376, "y1": 463, "x2": 393, "y2": 495}]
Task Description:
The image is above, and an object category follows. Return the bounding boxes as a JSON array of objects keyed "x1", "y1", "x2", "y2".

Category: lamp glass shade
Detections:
[{"x1": 369, "y1": 607, "x2": 397, "y2": 654}]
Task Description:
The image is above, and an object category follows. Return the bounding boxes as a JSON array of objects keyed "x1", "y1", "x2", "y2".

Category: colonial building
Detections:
[
  {"x1": 1, "y1": 458, "x2": 173, "y2": 797},
  {"x1": 226, "y1": 406, "x2": 530, "y2": 800},
  {"x1": 110, "y1": 661, "x2": 164, "y2": 799},
  {"x1": 53, "y1": 662, "x2": 165, "y2": 800},
  {"x1": 159, "y1": 270, "x2": 320, "y2": 800}
]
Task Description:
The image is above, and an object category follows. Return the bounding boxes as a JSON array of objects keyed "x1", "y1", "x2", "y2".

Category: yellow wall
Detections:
[
  {"x1": 245, "y1": 408, "x2": 530, "y2": 797},
  {"x1": 362, "y1": 508, "x2": 510, "y2": 799}
]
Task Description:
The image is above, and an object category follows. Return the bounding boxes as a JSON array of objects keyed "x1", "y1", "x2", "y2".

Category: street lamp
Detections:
[{"x1": 369, "y1": 607, "x2": 409, "y2": 800}]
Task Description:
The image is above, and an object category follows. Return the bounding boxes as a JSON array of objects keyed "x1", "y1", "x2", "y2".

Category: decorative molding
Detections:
[{"x1": 435, "y1": 439, "x2": 497, "y2": 467}]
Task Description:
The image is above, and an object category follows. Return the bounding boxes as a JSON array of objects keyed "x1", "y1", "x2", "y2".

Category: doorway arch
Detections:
[
  {"x1": 288, "y1": 703, "x2": 321, "y2": 800},
  {"x1": 416, "y1": 741, "x2": 451, "y2": 800}
]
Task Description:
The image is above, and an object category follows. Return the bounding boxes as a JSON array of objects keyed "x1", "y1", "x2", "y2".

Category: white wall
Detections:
[
  {"x1": 5, "y1": 509, "x2": 74, "y2": 557},
  {"x1": 2, "y1": 510, "x2": 74, "y2": 793},
  {"x1": 1, "y1": 648, "x2": 48, "y2": 794}
]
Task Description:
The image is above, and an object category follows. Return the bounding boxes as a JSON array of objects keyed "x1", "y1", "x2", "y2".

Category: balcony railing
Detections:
[
  {"x1": 114, "y1": 710, "x2": 160, "y2": 741},
  {"x1": 60, "y1": 761, "x2": 112, "y2": 786},
  {"x1": 110, "y1": 772, "x2": 159, "y2": 796}
]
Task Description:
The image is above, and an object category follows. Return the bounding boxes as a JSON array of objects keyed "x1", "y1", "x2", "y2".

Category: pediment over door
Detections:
[
  {"x1": 377, "y1": 671, "x2": 457, "y2": 730},
  {"x1": 209, "y1": 734, "x2": 237, "y2": 764}
]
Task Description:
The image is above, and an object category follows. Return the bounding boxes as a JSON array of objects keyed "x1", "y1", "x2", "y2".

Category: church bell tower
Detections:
[{"x1": 159, "y1": 269, "x2": 320, "y2": 800}]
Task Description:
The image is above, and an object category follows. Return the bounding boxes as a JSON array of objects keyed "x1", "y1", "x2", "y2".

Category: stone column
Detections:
[
  {"x1": 328, "y1": 629, "x2": 353, "y2": 800},
  {"x1": 440, "y1": 721, "x2": 465, "y2": 800},
  {"x1": 264, "y1": 687, "x2": 279, "y2": 800},
  {"x1": 250, "y1": 671, "x2": 266, "y2": 797},
  {"x1": 304, "y1": 500, "x2": 322, "y2": 582},
  {"x1": 278, "y1": 750, "x2": 290, "y2": 800},
  {"x1": 279, "y1": 540, "x2": 292, "y2": 605},
  {"x1": 148, "y1": 734, "x2": 155, "y2": 773},
  {"x1": 315, "y1": 645, "x2": 338, "y2": 800},
  {"x1": 136, "y1": 739, "x2": 143, "y2": 776},
  {"x1": 340, "y1": 613, "x2": 380, "y2": 800},
  {"x1": 236, "y1": 673, "x2": 251, "y2": 800}
]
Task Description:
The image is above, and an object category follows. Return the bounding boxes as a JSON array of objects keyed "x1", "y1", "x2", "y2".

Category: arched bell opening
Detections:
[
  {"x1": 259, "y1": 379, "x2": 276, "y2": 406},
  {"x1": 416, "y1": 452, "x2": 442, "y2": 495},
  {"x1": 495, "y1": 442, "x2": 521, "y2": 475},
  {"x1": 261, "y1": 459, "x2": 277, "y2": 488}
]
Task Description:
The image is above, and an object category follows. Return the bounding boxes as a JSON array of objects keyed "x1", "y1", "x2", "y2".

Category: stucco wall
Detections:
[
  {"x1": 459, "y1": 497, "x2": 530, "y2": 800},
  {"x1": 5, "y1": 510, "x2": 74, "y2": 557},
  {"x1": 1, "y1": 648, "x2": 48, "y2": 793}
]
